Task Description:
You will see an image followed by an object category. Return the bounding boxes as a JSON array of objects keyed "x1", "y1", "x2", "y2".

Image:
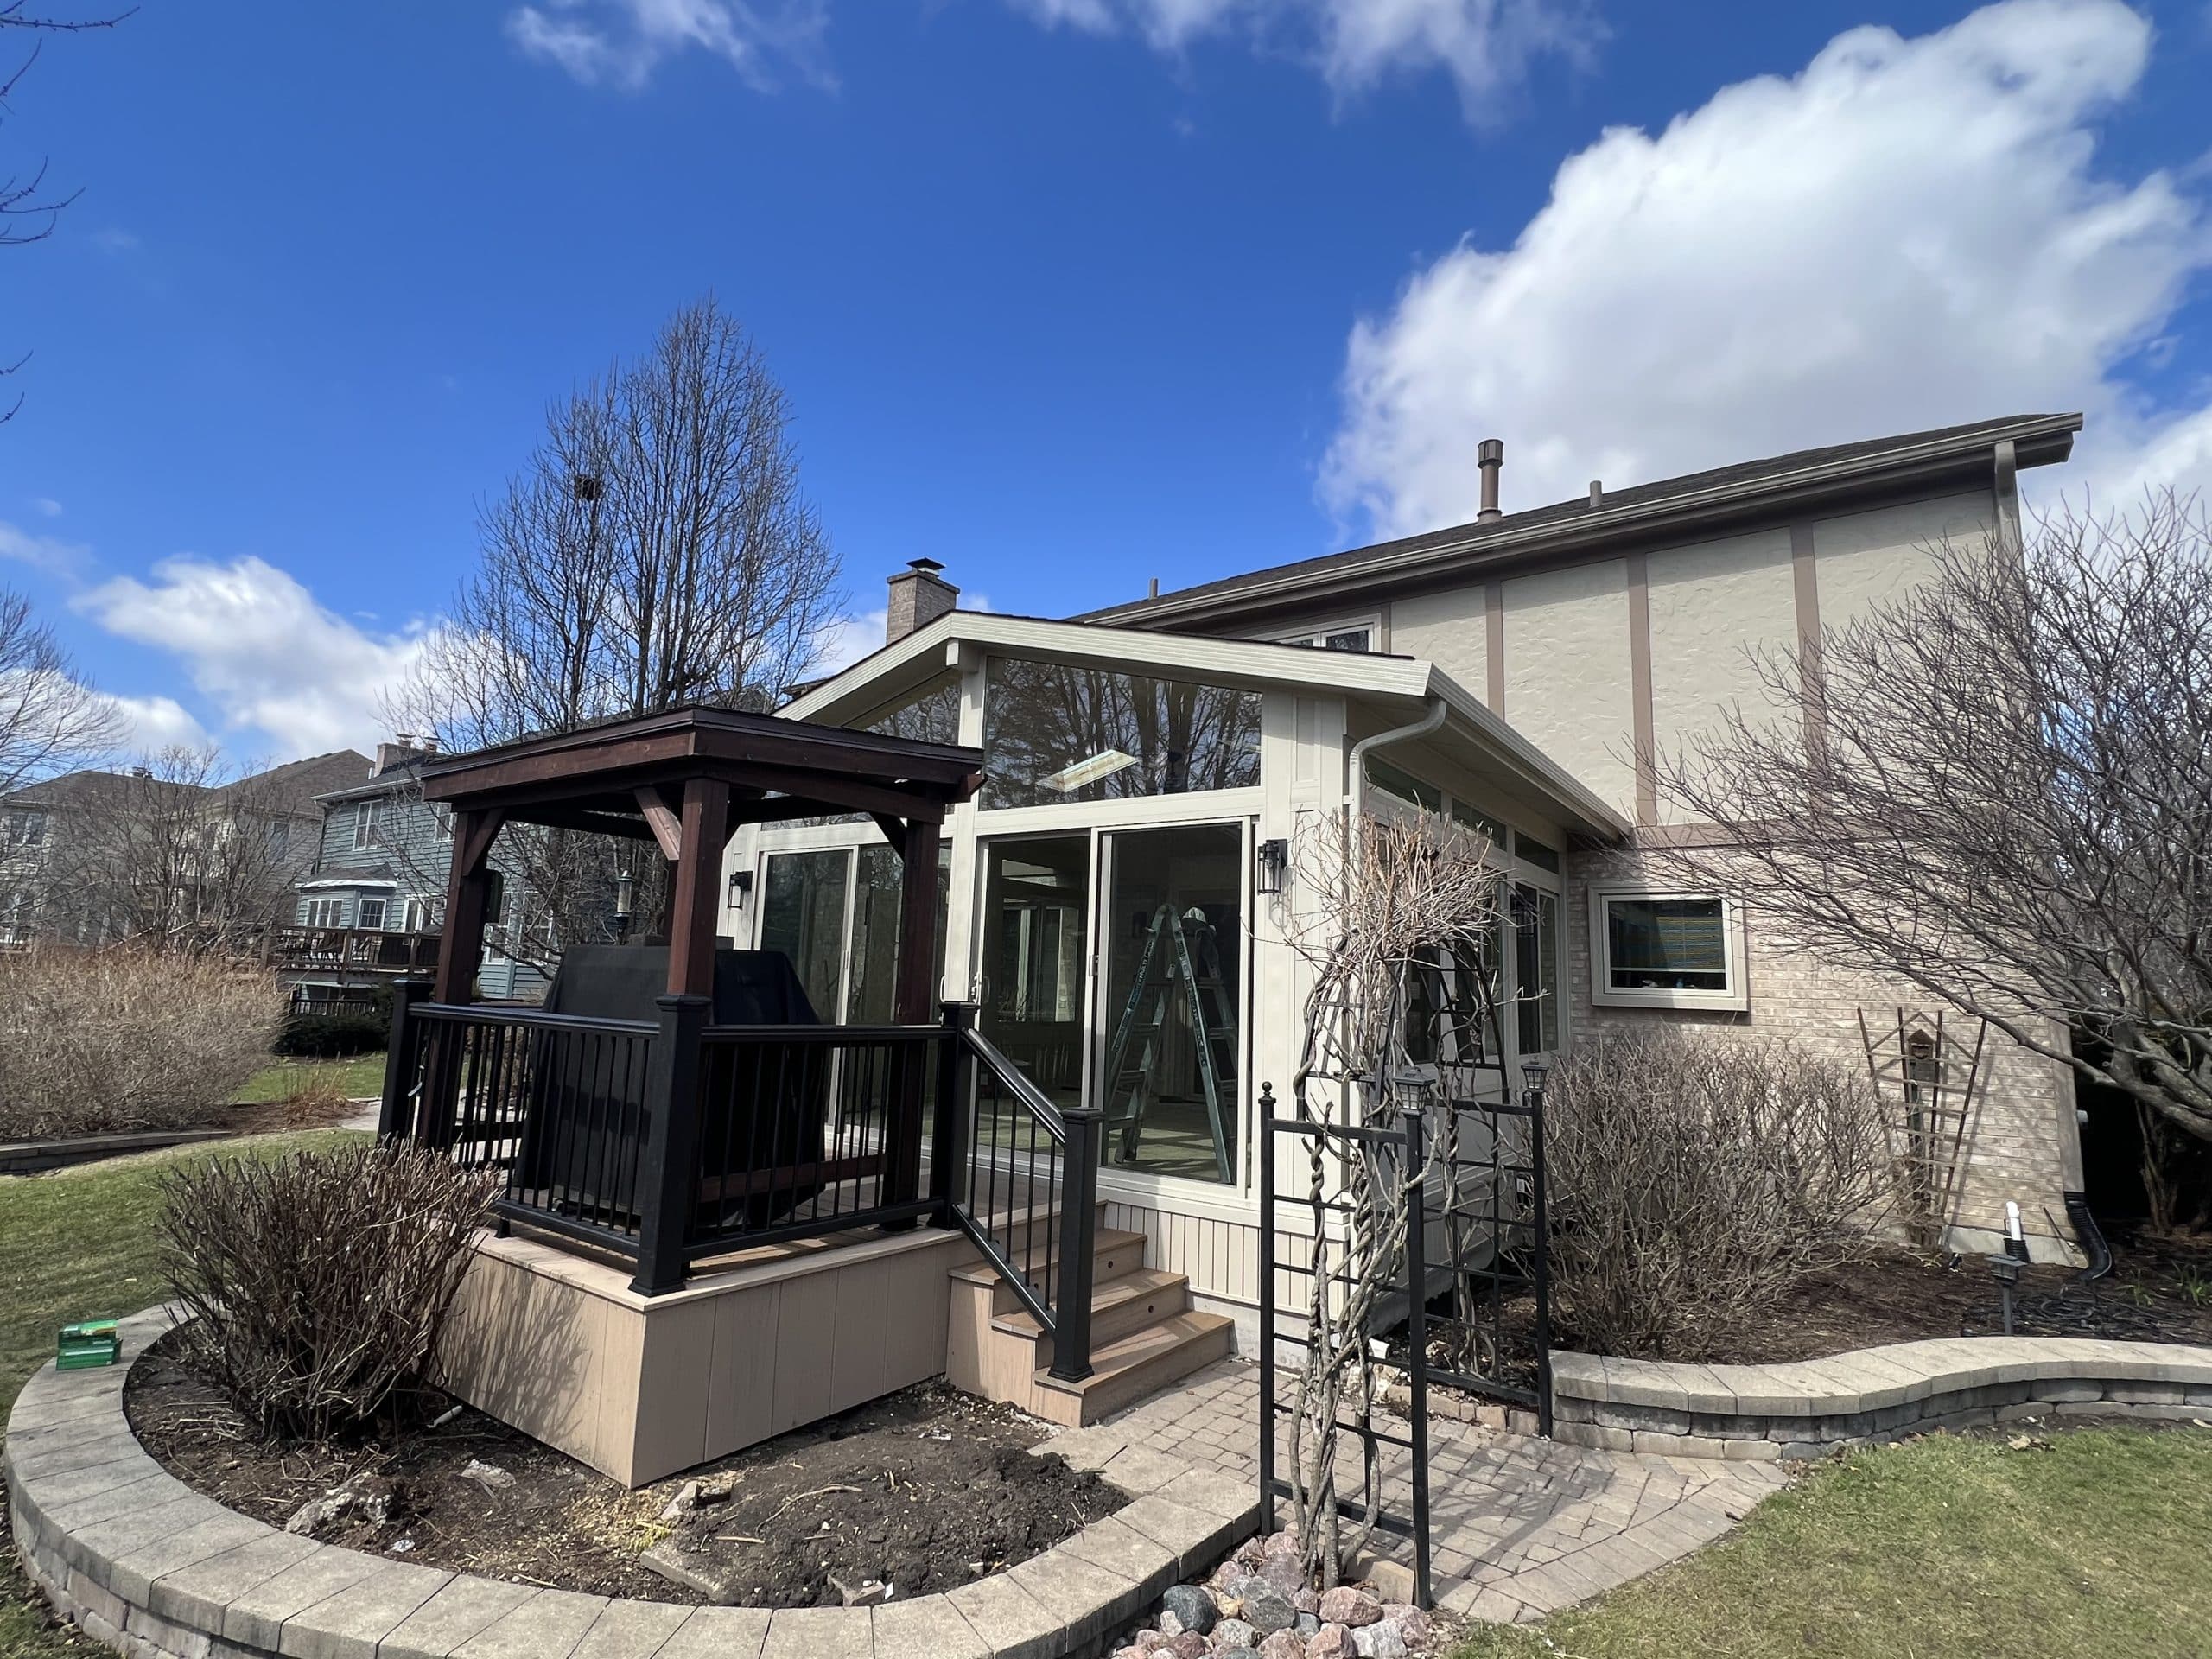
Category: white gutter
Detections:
[{"x1": 1346, "y1": 696, "x2": 1449, "y2": 873}]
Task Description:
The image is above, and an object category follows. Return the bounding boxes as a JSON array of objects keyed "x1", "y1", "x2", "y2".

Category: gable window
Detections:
[
  {"x1": 983, "y1": 662, "x2": 1260, "y2": 809},
  {"x1": 352, "y1": 800, "x2": 384, "y2": 850},
  {"x1": 1275, "y1": 619, "x2": 1379, "y2": 653},
  {"x1": 1592, "y1": 890, "x2": 1747, "y2": 1011},
  {"x1": 3, "y1": 809, "x2": 45, "y2": 849}
]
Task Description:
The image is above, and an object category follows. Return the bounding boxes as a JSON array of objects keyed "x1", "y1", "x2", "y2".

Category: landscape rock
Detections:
[
  {"x1": 1257, "y1": 1631, "x2": 1306, "y2": 1659},
  {"x1": 1318, "y1": 1588, "x2": 1382, "y2": 1627},
  {"x1": 1351, "y1": 1624, "x2": 1408, "y2": 1659},
  {"x1": 1161, "y1": 1584, "x2": 1220, "y2": 1637},
  {"x1": 1242, "y1": 1589, "x2": 1298, "y2": 1635},
  {"x1": 461, "y1": 1459, "x2": 517, "y2": 1494},
  {"x1": 1166, "y1": 1634, "x2": 1210, "y2": 1659},
  {"x1": 1132, "y1": 1634, "x2": 1172, "y2": 1654},
  {"x1": 1362, "y1": 1561, "x2": 1417, "y2": 1605},
  {"x1": 1295, "y1": 1612, "x2": 1321, "y2": 1636},
  {"x1": 1384, "y1": 1607, "x2": 1434, "y2": 1651},
  {"x1": 658, "y1": 1478, "x2": 702, "y2": 1522},
  {"x1": 1292, "y1": 1588, "x2": 1319, "y2": 1615},
  {"x1": 828, "y1": 1573, "x2": 891, "y2": 1607},
  {"x1": 1259, "y1": 1556, "x2": 1306, "y2": 1595},
  {"x1": 1303, "y1": 1624, "x2": 1355, "y2": 1658},
  {"x1": 1160, "y1": 1611, "x2": 1185, "y2": 1638},
  {"x1": 1212, "y1": 1618, "x2": 1258, "y2": 1650},
  {"x1": 283, "y1": 1471, "x2": 389, "y2": 1535}
]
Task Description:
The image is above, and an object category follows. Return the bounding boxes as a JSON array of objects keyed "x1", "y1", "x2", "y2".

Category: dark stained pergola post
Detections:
[
  {"x1": 665, "y1": 779, "x2": 731, "y2": 997},
  {"x1": 880, "y1": 812, "x2": 943, "y2": 1225},
  {"x1": 422, "y1": 808, "x2": 504, "y2": 1148}
]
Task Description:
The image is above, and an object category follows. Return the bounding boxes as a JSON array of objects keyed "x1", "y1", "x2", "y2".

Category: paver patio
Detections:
[{"x1": 1071, "y1": 1358, "x2": 1786, "y2": 1623}]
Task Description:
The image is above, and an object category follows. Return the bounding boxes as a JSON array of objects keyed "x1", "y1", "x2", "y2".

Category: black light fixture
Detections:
[
  {"x1": 1255, "y1": 837, "x2": 1290, "y2": 896},
  {"x1": 728, "y1": 868, "x2": 753, "y2": 910},
  {"x1": 613, "y1": 869, "x2": 635, "y2": 944},
  {"x1": 1990, "y1": 1199, "x2": 2031, "y2": 1335}
]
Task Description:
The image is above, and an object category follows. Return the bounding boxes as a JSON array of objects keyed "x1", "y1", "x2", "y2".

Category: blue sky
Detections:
[{"x1": 3, "y1": 0, "x2": 2209, "y2": 760}]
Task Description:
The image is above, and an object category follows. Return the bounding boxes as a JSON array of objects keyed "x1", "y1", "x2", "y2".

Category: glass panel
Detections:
[
  {"x1": 759, "y1": 849, "x2": 852, "y2": 1023},
  {"x1": 1097, "y1": 823, "x2": 1243, "y2": 1185},
  {"x1": 976, "y1": 836, "x2": 1091, "y2": 1111},
  {"x1": 984, "y1": 661, "x2": 1260, "y2": 808},
  {"x1": 1515, "y1": 884, "x2": 1560, "y2": 1056},
  {"x1": 856, "y1": 676, "x2": 962, "y2": 745},
  {"x1": 1606, "y1": 897, "x2": 1727, "y2": 992},
  {"x1": 1320, "y1": 629, "x2": 1371, "y2": 652},
  {"x1": 1515, "y1": 832, "x2": 1560, "y2": 874},
  {"x1": 1450, "y1": 798, "x2": 1505, "y2": 847},
  {"x1": 844, "y1": 842, "x2": 952, "y2": 1026},
  {"x1": 357, "y1": 898, "x2": 386, "y2": 931},
  {"x1": 1366, "y1": 756, "x2": 1441, "y2": 812}
]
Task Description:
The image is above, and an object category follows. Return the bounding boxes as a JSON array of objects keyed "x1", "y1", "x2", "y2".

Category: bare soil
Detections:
[{"x1": 125, "y1": 1328, "x2": 1121, "y2": 1608}]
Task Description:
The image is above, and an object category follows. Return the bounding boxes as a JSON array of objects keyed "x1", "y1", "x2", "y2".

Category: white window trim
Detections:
[{"x1": 1589, "y1": 887, "x2": 1748, "y2": 1012}]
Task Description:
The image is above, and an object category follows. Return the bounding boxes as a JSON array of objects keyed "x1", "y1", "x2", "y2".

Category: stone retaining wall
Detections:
[
  {"x1": 6, "y1": 1307, "x2": 1258, "y2": 1659},
  {"x1": 1550, "y1": 1338, "x2": 2212, "y2": 1461}
]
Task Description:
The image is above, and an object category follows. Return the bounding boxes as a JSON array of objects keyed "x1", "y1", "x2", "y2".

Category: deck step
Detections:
[
  {"x1": 949, "y1": 1226, "x2": 1149, "y2": 1313},
  {"x1": 991, "y1": 1267, "x2": 1192, "y2": 1365},
  {"x1": 1031, "y1": 1310, "x2": 1236, "y2": 1426}
]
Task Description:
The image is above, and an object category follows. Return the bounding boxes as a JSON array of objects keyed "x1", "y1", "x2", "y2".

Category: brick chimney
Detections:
[
  {"x1": 886, "y1": 558, "x2": 958, "y2": 645},
  {"x1": 372, "y1": 741, "x2": 428, "y2": 777}
]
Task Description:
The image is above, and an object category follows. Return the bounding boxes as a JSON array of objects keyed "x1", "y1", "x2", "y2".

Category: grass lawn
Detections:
[
  {"x1": 0, "y1": 1129, "x2": 370, "y2": 1657},
  {"x1": 1457, "y1": 1425, "x2": 2212, "y2": 1659},
  {"x1": 231, "y1": 1052, "x2": 388, "y2": 1106}
]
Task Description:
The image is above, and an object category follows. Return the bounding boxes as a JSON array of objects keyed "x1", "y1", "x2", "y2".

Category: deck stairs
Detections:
[{"x1": 945, "y1": 1204, "x2": 1234, "y2": 1426}]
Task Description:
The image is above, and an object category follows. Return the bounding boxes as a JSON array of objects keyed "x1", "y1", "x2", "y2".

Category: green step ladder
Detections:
[{"x1": 1101, "y1": 902, "x2": 1235, "y2": 1182}]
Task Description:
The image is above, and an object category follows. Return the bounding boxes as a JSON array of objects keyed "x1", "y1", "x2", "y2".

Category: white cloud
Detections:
[
  {"x1": 1321, "y1": 0, "x2": 2212, "y2": 540},
  {"x1": 89, "y1": 227, "x2": 140, "y2": 254},
  {"x1": 76, "y1": 556, "x2": 435, "y2": 760},
  {"x1": 0, "y1": 518, "x2": 91, "y2": 575},
  {"x1": 99, "y1": 693, "x2": 212, "y2": 753},
  {"x1": 1006, "y1": 0, "x2": 1595, "y2": 115},
  {"x1": 31, "y1": 498, "x2": 62, "y2": 518},
  {"x1": 506, "y1": 0, "x2": 831, "y2": 90}
]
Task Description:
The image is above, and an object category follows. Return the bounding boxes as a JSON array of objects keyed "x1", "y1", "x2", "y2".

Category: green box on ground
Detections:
[{"x1": 57, "y1": 1320, "x2": 120, "y2": 1370}]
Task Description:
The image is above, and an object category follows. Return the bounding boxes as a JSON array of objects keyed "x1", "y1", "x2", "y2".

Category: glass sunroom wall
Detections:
[{"x1": 982, "y1": 660, "x2": 1261, "y2": 808}]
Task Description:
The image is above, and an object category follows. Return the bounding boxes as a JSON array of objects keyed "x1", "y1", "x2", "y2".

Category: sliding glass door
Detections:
[{"x1": 976, "y1": 834, "x2": 1092, "y2": 1110}]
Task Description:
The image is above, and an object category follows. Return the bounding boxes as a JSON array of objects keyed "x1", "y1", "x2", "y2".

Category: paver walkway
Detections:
[{"x1": 1079, "y1": 1359, "x2": 1786, "y2": 1624}]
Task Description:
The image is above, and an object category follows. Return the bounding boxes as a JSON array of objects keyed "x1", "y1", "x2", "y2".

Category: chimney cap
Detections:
[
  {"x1": 906, "y1": 557, "x2": 945, "y2": 575},
  {"x1": 1477, "y1": 438, "x2": 1504, "y2": 466}
]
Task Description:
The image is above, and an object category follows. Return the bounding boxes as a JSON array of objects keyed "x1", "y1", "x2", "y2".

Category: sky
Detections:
[{"x1": 2, "y1": 0, "x2": 2209, "y2": 764}]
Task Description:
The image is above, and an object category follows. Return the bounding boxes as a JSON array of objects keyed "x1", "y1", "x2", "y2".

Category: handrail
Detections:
[
  {"x1": 410, "y1": 1001, "x2": 657, "y2": 1035},
  {"x1": 946, "y1": 1014, "x2": 1100, "y2": 1382},
  {"x1": 700, "y1": 1021, "x2": 942, "y2": 1044},
  {"x1": 961, "y1": 1027, "x2": 1070, "y2": 1141}
]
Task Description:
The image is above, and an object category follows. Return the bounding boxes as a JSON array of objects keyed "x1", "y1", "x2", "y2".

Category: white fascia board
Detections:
[
  {"x1": 1425, "y1": 669, "x2": 1635, "y2": 843},
  {"x1": 780, "y1": 612, "x2": 1433, "y2": 725},
  {"x1": 296, "y1": 877, "x2": 397, "y2": 890}
]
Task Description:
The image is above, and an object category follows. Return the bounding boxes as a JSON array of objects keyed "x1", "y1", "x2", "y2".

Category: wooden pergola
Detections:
[{"x1": 416, "y1": 704, "x2": 984, "y2": 1017}]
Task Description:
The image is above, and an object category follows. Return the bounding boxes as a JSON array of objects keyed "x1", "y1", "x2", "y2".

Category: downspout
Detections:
[{"x1": 1347, "y1": 696, "x2": 1450, "y2": 871}]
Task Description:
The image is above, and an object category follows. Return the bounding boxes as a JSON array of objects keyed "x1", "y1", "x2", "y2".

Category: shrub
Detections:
[
  {"x1": 160, "y1": 1141, "x2": 493, "y2": 1440},
  {"x1": 0, "y1": 946, "x2": 284, "y2": 1140},
  {"x1": 1542, "y1": 1030, "x2": 1894, "y2": 1361},
  {"x1": 273, "y1": 1011, "x2": 389, "y2": 1058}
]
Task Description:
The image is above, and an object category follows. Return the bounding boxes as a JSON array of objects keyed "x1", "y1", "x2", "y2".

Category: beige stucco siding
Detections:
[
  {"x1": 1388, "y1": 586, "x2": 1487, "y2": 696},
  {"x1": 1812, "y1": 492, "x2": 1994, "y2": 630},
  {"x1": 1646, "y1": 528, "x2": 1798, "y2": 823},
  {"x1": 1503, "y1": 558, "x2": 1637, "y2": 815}
]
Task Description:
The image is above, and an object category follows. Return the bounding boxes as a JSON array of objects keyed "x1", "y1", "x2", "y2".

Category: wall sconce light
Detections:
[
  {"x1": 728, "y1": 868, "x2": 754, "y2": 910},
  {"x1": 1256, "y1": 837, "x2": 1289, "y2": 896},
  {"x1": 613, "y1": 870, "x2": 635, "y2": 944}
]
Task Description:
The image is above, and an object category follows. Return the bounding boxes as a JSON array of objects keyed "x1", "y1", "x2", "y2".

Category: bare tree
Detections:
[
  {"x1": 2, "y1": 3, "x2": 134, "y2": 421},
  {"x1": 387, "y1": 295, "x2": 845, "y2": 959},
  {"x1": 0, "y1": 588, "x2": 123, "y2": 795},
  {"x1": 1281, "y1": 809, "x2": 1509, "y2": 1587},
  {"x1": 1656, "y1": 492, "x2": 2212, "y2": 1147},
  {"x1": 35, "y1": 745, "x2": 301, "y2": 950}
]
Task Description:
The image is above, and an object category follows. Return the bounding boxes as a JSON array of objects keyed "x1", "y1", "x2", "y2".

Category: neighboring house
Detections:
[
  {"x1": 739, "y1": 410, "x2": 2089, "y2": 1355},
  {"x1": 0, "y1": 750, "x2": 370, "y2": 949},
  {"x1": 284, "y1": 742, "x2": 547, "y2": 1002}
]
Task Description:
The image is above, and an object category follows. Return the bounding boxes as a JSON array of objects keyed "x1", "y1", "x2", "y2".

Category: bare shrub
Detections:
[
  {"x1": 0, "y1": 945, "x2": 283, "y2": 1139},
  {"x1": 1543, "y1": 1030, "x2": 1893, "y2": 1361},
  {"x1": 161, "y1": 1142, "x2": 493, "y2": 1440}
]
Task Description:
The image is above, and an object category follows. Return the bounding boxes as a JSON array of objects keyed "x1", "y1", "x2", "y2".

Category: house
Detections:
[
  {"x1": 0, "y1": 749, "x2": 370, "y2": 949},
  {"x1": 397, "y1": 411, "x2": 2091, "y2": 1491},
  {"x1": 734, "y1": 411, "x2": 2085, "y2": 1352},
  {"x1": 281, "y1": 742, "x2": 547, "y2": 1002}
]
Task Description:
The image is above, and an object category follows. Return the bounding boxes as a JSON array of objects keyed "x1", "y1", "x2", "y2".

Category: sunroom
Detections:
[{"x1": 741, "y1": 613, "x2": 1630, "y2": 1331}]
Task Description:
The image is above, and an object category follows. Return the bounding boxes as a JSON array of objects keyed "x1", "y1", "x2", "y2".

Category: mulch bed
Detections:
[{"x1": 125, "y1": 1327, "x2": 1121, "y2": 1608}]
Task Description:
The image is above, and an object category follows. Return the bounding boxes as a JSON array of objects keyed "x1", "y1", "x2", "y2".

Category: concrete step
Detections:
[
  {"x1": 991, "y1": 1267, "x2": 1192, "y2": 1370},
  {"x1": 1030, "y1": 1310, "x2": 1236, "y2": 1427}
]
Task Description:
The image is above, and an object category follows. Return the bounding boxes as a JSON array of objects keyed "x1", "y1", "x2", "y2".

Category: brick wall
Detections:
[{"x1": 1562, "y1": 843, "x2": 2082, "y2": 1262}]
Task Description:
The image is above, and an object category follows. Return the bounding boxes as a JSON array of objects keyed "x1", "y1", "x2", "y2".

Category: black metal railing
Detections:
[
  {"x1": 944, "y1": 1008, "x2": 1103, "y2": 1383},
  {"x1": 379, "y1": 982, "x2": 1100, "y2": 1377}
]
